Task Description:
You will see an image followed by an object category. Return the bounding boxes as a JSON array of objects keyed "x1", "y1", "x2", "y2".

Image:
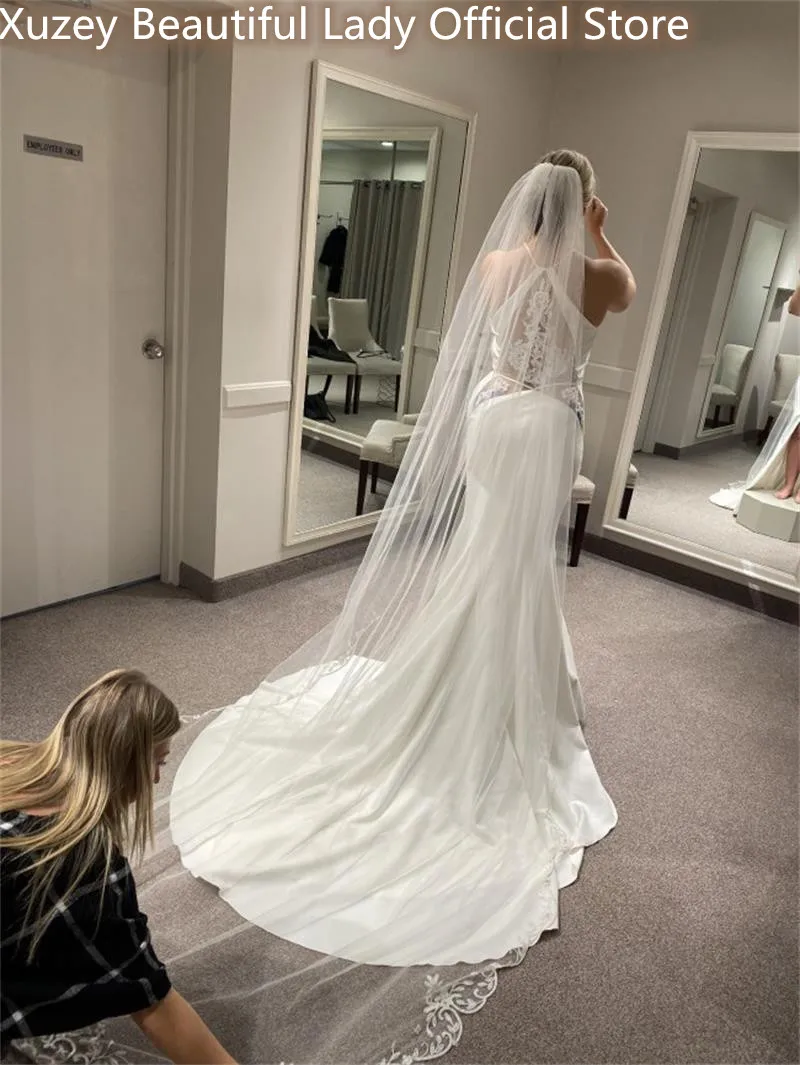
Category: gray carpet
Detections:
[
  {"x1": 1, "y1": 557, "x2": 798, "y2": 1063},
  {"x1": 628, "y1": 443, "x2": 798, "y2": 575},
  {"x1": 297, "y1": 451, "x2": 389, "y2": 533},
  {"x1": 306, "y1": 374, "x2": 400, "y2": 438}
]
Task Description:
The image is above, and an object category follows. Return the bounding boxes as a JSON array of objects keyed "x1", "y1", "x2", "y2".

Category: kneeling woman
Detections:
[{"x1": 1, "y1": 670, "x2": 235, "y2": 1064}]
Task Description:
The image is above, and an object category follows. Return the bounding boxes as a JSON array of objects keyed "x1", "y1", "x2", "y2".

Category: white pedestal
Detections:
[{"x1": 736, "y1": 490, "x2": 800, "y2": 542}]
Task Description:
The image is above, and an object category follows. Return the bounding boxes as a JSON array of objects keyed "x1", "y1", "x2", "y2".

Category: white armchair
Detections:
[
  {"x1": 329, "y1": 298, "x2": 402, "y2": 414},
  {"x1": 356, "y1": 415, "x2": 417, "y2": 515},
  {"x1": 306, "y1": 294, "x2": 356, "y2": 413},
  {"x1": 708, "y1": 343, "x2": 753, "y2": 426}
]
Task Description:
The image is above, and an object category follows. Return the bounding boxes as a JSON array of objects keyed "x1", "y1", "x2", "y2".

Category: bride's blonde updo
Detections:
[{"x1": 538, "y1": 149, "x2": 596, "y2": 208}]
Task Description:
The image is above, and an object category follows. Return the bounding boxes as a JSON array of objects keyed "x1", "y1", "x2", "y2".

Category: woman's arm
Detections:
[
  {"x1": 586, "y1": 198, "x2": 636, "y2": 312},
  {"x1": 788, "y1": 284, "x2": 800, "y2": 317},
  {"x1": 132, "y1": 989, "x2": 236, "y2": 1065}
]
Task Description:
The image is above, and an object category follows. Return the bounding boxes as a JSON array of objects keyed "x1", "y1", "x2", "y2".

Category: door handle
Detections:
[{"x1": 142, "y1": 338, "x2": 165, "y2": 360}]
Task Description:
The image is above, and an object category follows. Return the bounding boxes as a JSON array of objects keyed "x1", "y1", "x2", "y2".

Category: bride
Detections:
[
  {"x1": 170, "y1": 151, "x2": 636, "y2": 994},
  {"x1": 710, "y1": 284, "x2": 800, "y2": 514}
]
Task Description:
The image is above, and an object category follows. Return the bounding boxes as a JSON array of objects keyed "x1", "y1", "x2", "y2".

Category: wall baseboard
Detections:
[
  {"x1": 179, "y1": 523, "x2": 798, "y2": 624},
  {"x1": 653, "y1": 432, "x2": 749, "y2": 460},
  {"x1": 179, "y1": 537, "x2": 370, "y2": 603},
  {"x1": 584, "y1": 532, "x2": 799, "y2": 625},
  {"x1": 2, "y1": 576, "x2": 160, "y2": 621},
  {"x1": 652, "y1": 442, "x2": 681, "y2": 460}
]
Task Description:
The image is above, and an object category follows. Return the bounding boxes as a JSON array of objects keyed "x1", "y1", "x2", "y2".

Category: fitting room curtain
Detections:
[{"x1": 341, "y1": 179, "x2": 425, "y2": 359}]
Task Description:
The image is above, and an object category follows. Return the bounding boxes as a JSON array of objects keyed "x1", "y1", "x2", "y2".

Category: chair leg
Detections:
[
  {"x1": 344, "y1": 376, "x2": 354, "y2": 415},
  {"x1": 356, "y1": 461, "x2": 369, "y2": 516},
  {"x1": 570, "y1": 503, "x2": 589, "y2": 568},
  {"x1": 714, "y1": 405, "x2": 721, "y2": 426},
  {"x1": 730, "y1": 405, "x2": 737, "y2": 425},
  {"x1": 353, "y1": 377, "x2": 362, "y2": 415},
  {"x1": 371, "y1": 463, "x2": 379, "y2": 493},
  {"x1": 394, "y1": 378, "x2": 400, "y2": 412},
  {"x1": 619, "y1": 486, "x2": 634, "y2": 520},
  {"x1": 759, "y1": 416, "x2": 774, "y2": 447},
  {"x1": 321, "y1": 375, "x2": 333, "y2": 398}
]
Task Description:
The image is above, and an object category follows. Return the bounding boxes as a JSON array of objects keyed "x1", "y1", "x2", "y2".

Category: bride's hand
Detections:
[{"x1": 585, "y1": 197, "x2": 608, "y2": 237}]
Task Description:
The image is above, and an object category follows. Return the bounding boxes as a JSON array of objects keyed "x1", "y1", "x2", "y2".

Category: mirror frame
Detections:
[
  {"x1": 284, "y1": 61, "x2": 475, "y2": 548},
  {"x1": 603, "y1": 130, "x2": 800, "y2": 600}
]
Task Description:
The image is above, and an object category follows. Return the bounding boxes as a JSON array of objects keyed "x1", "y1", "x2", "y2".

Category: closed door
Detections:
[
  {"x1": 636, "y1": 205, "x2": 698, "y2": 452},
  {"x1": 722, "y1": 216, "x2": 786, "y2": 349},
  {"x1": 1, "y1": 30, "x2": 169, "y2": 616}
]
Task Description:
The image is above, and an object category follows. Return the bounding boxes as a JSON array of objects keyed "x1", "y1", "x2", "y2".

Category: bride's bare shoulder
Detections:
[{"x1": 480, "y1": 247, "x2": 525, "y2": 283}]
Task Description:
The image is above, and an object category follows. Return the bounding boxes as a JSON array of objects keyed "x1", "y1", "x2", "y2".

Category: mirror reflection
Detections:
[
  {"x1": 308, "y1": 134, "x2": 431, "y2": 434},
  {"x1": 624, "y1": 147, "x2": 799, "y2": 574},
  {"x1": 293, "y1": 76, "x2": 469, "y2": 538}
]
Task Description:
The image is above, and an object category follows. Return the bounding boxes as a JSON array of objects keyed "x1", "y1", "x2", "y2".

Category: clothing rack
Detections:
[{"x1": 317, "y1": 212, "x2": 348, "y2": 225}]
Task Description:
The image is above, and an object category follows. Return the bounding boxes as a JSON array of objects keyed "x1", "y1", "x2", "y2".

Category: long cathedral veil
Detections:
[{"x1": 34, "y1": 163, "x2": 618, "y2": 1065}]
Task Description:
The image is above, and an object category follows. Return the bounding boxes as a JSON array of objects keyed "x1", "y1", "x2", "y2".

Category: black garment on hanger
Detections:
[{"x1": 319, "y1": 225, "x2": 348, "y2": 294}]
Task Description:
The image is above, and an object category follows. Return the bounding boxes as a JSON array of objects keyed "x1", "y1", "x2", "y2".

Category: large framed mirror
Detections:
[
  {"x1": 284, "y1": 63, "x2": 473, "y2": 545},
  {"x1": 606, "y1": 131, "x2": 800, "y2": 599}
]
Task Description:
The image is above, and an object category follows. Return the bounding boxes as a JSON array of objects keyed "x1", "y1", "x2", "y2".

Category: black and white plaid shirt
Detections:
[{"x1": 1, "y1": 811, "x2": 171, "y2": 1042}]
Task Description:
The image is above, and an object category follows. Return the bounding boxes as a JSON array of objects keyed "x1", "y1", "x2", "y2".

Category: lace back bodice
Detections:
[{"x1": 476, "y1": 267, "x2": 594, "y2": 425}]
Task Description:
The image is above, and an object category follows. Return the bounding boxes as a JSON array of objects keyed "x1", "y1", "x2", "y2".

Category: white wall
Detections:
[
  {"x1": 180, "y1": 48, "x2": 232, "y2": 579},
  {"x1": 182, "y1": 36, "x2": 558, "y2": 580},
  {"x1": 541, "y1": 0, "x2": 799, "y2": 528}
]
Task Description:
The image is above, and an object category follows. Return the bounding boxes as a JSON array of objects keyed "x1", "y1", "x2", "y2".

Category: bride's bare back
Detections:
[{"x1": 483, "y1": 196, "x2": 636, "y2": 328}]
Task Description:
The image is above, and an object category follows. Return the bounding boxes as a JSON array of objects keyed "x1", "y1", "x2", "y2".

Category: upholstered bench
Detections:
[
  {"x1": 356, "y1": 418, "x2": 416, "y2": 515},
  {"x1": 357, "y1": 426, "x2": 636, "y2": 569},
  {"x1": 306, "y1": 356, "x2": 357, "y2": 413},
  {"x1": 619, "y1": 463, "x2": 639, "y2": 520},
  {"x1": 571, "y1": 463, "x2": 640, "y2": 565},
  {"x1": 570, "y1": 475, "x2": 595, "y2": 567}
]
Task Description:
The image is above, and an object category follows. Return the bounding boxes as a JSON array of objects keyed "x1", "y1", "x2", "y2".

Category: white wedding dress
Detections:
[
  {"x1": 171, "y1": 282, "x2": 618, "y2": 969},
  {"x1": 710, "y1": 380, "x2": 800, "y2": 513}
]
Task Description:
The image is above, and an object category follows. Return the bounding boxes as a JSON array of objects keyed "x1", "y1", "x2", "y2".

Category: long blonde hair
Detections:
[{"x1": 0, "y1": 669, "x2": 180, "y2": 957}]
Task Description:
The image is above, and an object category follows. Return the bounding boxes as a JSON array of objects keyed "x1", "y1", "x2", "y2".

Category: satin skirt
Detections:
[{"x1": 171, "y1": 390, "x2": 618, "y2": 967}]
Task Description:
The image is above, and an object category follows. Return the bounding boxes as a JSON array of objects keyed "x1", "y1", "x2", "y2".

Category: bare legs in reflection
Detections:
[{"x1": 775, "y1": 426, "x2": 800, "y2": 503}]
